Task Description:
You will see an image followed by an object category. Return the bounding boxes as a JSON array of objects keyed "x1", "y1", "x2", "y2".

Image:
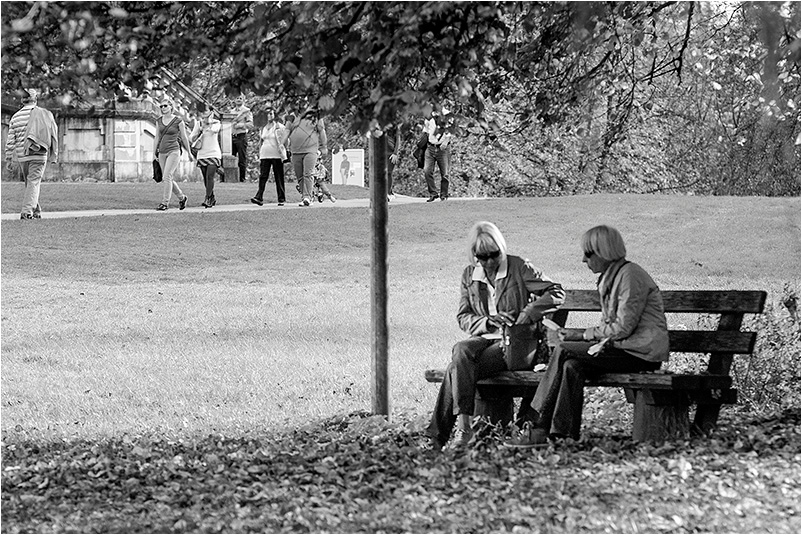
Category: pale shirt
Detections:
[
  {"x1": 424, "y1": 118, "x2": 452, "y2": 148},
  {"x1": 259, "y1": 122, "x2": 288, "y2": 159},
  {"x1": 471, "y1": 256, "x2": 509, "y2": 340},
  {"x1": 191, "y1": 120, "x2": 222, "y2": 160}
]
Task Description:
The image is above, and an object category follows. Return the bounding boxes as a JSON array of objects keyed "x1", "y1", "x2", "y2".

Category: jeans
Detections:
[
  {"x1": 232, "y1": 133, "x2": 248, "y2": 181},
  {"x1": 423, "y1": 144, "x2": 449, "y2": 198},
  {"x1": 292, "y1": 152, "x2": 317, "y2": 200},
  {"x1": 20, "y1": 159, "x2": 46, "y2": 216},
  {"x1": 426, "y1": 336, "x2": 507, "y2": 445},
  {"x1": 530, "y1": 341, "x2": 661, "y2": 439},
  {"x1": 159, "y1": 151, "x2": 184, "y2": 205},
  {"x1": 257, "y1": 158, "x2": 285, "y2": 203}
]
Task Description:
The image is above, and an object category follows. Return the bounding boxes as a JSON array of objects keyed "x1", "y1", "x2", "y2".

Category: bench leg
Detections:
[
  {"x1": 629, "y1": 389, "x2": 690, "y2": 443},
  {"x1": 473, "y1": 392, "x2": 513, "y2": 433}
]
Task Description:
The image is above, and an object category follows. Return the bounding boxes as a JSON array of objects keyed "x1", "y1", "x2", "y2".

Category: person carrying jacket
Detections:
[{"x1": 5, "y1": 89, "x2": 58, "y2": 219}]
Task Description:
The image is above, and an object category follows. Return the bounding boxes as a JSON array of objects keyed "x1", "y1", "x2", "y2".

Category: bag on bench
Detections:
[{"x1": 502, "y1": 323, "x2": 548, "y2": 371}]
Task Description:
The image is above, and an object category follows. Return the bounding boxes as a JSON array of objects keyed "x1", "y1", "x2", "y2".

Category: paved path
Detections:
[{"x1": 1, "y1": 195, "x2": 476, "y2": 221}]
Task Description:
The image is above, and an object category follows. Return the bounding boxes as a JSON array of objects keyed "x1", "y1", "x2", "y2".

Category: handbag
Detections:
[
  {"x1": 501, "y1": 322, "x2": 549, "y2": 371},
  {"x1": 152, "y1": 158, "x2": 163, "y2": 183}
]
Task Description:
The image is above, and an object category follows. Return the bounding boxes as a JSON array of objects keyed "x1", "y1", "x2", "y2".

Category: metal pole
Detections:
[{"x1": 369, "y1": 132, "x2": 389, "y2": 416}]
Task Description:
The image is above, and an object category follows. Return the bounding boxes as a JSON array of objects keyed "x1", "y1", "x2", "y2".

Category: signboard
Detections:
[{"x1": 331, "y1": 149, "x2": 364, "y2": 186}]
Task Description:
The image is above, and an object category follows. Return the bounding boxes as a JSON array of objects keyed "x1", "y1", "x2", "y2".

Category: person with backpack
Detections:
[
  {"x1": 288, "y1": 106, "x2": 327, "y2": 207},
  {"x1": 155, "y1": 98, "x2": 194, "y2": 211}
]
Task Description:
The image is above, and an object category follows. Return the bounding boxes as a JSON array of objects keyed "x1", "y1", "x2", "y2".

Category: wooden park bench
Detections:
[{"x1": 425, "y1": 289, "x2": 767, "y2": 442}]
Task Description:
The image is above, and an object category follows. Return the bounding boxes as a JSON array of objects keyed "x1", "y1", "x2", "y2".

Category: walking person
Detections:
[
  {"x1": 288, "y1": 106, "x2": 328, "y2": 207},
  {"x1": 5, "y1": 89, "x2": 58, "y2": 219},
  {"x1": 190, "y1": 109, "x2": 222, "y2": 208},
  {"x1": 155, "y1": 98, "x2": 194, "y2": 211},
  {"x1": 251, "y1": 106, "x2": 288, "y2": 207},
  {"x1": 426, "y1": 221, "x2": 565, "y2": 450},
  {"x1": 386, "y1": 123, "x2": 403, "y2": 200},
  {"x1": 231, "y1": 95, "x2": 254, "y2": 182},
  {"x1": 507, "y1": 225, "x2": 669, "y2": 448},
  {"x1": 423, "y1": 110, "x2": 452, "y2": 202}
]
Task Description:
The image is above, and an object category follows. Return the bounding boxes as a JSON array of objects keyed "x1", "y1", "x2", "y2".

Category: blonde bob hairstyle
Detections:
[
  {"x1": 580, "y1": 225, "x2": 627, "y2": 262},
  {"x1": 467, "y1": 221, "x2": 508, "y2": 264}
]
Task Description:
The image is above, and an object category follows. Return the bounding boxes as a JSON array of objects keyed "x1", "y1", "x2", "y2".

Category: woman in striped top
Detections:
[{"x1": 191, "y1": 109, "x2": 222, "y2": 208}]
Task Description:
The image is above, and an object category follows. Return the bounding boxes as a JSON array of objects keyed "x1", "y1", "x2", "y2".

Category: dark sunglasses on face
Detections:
[
  {"x1": 160, "y1": 104, "x2": 170, "y2": 108},
  {"x1": 583, "y1": 250, "x2": 595, "y2": 258},
  {"x1": 475, "y1": 250, "x2": 500, "y2": 262}
]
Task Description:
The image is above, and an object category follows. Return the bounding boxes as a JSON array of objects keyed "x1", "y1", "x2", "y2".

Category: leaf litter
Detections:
[{"x1": 1, "y1": 408, "x2": 799, "y2": 533}]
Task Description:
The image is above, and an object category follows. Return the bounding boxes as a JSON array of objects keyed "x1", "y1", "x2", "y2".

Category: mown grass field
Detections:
[{"x1": 1, "y1": 185, "x2": 800, "y2": 533}]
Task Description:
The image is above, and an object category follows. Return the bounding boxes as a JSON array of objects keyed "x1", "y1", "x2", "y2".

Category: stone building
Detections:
[{"x1": 1, "y1": 69, "x2": 238, "y2": 183}]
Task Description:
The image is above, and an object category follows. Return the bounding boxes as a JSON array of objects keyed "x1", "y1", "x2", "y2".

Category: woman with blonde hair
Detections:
[
  {"x1": 508, "y1": 224, "x2": 669, "y2": 447},
  {"x1": 426, "y1": 221, "x2": 565, "y2": 449},
  {"x1": 155, "y1": 98, "x2": 194, "y2": 211}
]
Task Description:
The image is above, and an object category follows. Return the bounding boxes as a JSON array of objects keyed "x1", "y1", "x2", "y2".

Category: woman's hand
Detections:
[
  {"x1": 489, "y1": 311, "x2": 516, "y2": 328},
  {"x1": 558, "y1": 329, "x2": 586, "y2": 342}
]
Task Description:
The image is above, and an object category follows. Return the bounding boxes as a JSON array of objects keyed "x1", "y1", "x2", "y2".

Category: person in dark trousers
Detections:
[
  {"x1": 230, "y1": 94, "x2": 254, "y2": 182},
  {"x1": 5, "y1": 89, "x2": 58, "y2": 219},
  {"x1": 507, "y1": 225, "x2": 669, "y2": 448},
  {"x1": 423, "y1": 110, "x2": 452, "y2": 202},
  {"x1": 426, "y1": 221, "x2": 565, "y2": 450},
  {"x1": 190, "y1": 109, "x2": 222, "y2": 208},
  {"x1": 251, "y1": 106, "x2": 288, "y2": 206},
  {"x1": 386, "y1": 123, "x2": 403, "y2": 200}
]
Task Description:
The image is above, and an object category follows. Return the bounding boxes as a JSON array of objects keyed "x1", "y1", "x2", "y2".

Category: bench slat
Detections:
[
  {"x1": 563, "y1": 290, "x2": 766, "y2": 314},
  {"x1": 426, "y1": 369, "x2": 732, "y2": 391},
  {"x1": 555, "y1": 329, "x2": 757, "y2": 354}
]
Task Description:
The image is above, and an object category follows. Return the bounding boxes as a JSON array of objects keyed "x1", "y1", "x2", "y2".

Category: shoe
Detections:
[
  {"x1": 448, "y1": 428, "x2": 473, "y2": 449},
  {"x1": 299, "y1": 198, "x2": 310, "y2": 206},
  {"x1": 156, "y1": 203, "x2": 168, "y2": 211},
  {"x1": 426, "y1": 195, "x2": 438, "y2": 202},
  {"x1": 208, "y1": 196, "x2": 216, "y2": 207},
  {"x1": 295, "y1": 184, "x2": 302, "y2": 195},
  {"x1": 32, "y1": 212, "x2": 42, "y2": 219},
  {"x1": 317, "y1": 194, "x2": 324, "y2": 203},
  {"x1": 504, "y1": 425, "x2": 549, "y2": 449},
  {"x1": 179, "y1": 195, "x2": 188, "y2": 210},
  {"x1": 278, "y1": 202, "x2": 285, "y2": 206},
  {"x1": 329, "y1": 195, "x2": 336, "y2": 203},
  {"x1": 202, "y1": 197, "x2": 209, "y2": 208},
  {"x1": 440, "y1": 196, "x2": 449, "y2": 201},
  {"x1": 251, "y1": 197, "x2": 264, "y2": 206},
  {"x1": 20, "y1": 213, "x2": 33, "y2": 220},
  {"x1": 388, "y1": 192, "x2": 395, "y2": 202}
]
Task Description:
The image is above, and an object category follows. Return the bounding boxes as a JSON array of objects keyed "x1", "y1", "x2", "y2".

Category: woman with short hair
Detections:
[
  {"x1": 509, "y1": 224, "x2": 670, "y2": 447},
  {"x1": 426, "y1": 221, "x2": 565, "y2": 449}
]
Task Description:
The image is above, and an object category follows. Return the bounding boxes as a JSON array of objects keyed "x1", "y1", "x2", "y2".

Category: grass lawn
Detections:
[{"x1": 1, "y1": 188, "x2": 799, "y2": 532}]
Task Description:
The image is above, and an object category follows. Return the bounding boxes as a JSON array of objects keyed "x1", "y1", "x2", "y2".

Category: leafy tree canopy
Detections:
[{"x1": 2, "y1": 1, "x2": 798, "y2": 135}]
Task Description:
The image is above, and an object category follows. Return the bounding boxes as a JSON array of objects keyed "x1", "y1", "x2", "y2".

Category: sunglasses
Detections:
[
  {"x1": 475, "y1": 250, "x2": 500, "y2": 262},
  {"x1": 583, "y1": 250, "x2": 595, "y2": 258},
  {"x1": 160, "y1": 104, "x2": 170, "y2": 108}
]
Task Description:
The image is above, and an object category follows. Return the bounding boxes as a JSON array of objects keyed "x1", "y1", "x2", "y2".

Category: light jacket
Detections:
[
  {"x1": 585, "y1": 259, "x2": 670, "y2": 362},
  {"x1": 288, "y1": 117, "x2": 327, "y2": 155},
  {"x1": 458, "y1": 255, "x2": 565, "y2": 336},
  {"x1": 6, "y1": 105, "x2": 58, "y2": 164}
]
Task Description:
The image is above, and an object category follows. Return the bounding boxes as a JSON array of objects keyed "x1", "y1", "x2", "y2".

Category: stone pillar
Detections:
[{"x1": 220, "y1": 112, "x2": 239, "y2": 182}]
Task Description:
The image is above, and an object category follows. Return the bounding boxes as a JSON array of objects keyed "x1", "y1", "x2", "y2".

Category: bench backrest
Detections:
[{"x1": 553, "y1": 290, "x2": 767, "y2": 376}]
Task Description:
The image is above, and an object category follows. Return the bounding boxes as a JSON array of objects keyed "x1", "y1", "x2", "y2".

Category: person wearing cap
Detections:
[
  {"x1": 287, "y1": 105, "x2": 328, "y2": 207},
  {"x1": 155, "y1": 98, "x2": 194, "y2": 211},
  {"x1": 231, "y1": 95, "x2": 254, "y2": 182},
  {"x1": 251, "y1": 105, "x2": 288, "y2": 207},
  {"x1": 422, "y1": 109, "x2": 452, "y2": 202},
  {"x1": 5, "y1": 89, "x2": 58, "y2": 219}
]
